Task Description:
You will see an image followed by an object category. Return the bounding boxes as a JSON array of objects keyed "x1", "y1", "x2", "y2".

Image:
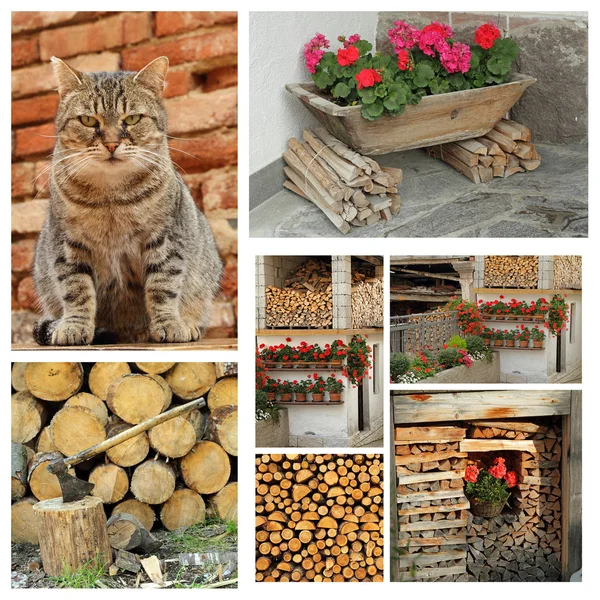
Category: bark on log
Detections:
[
  {"x1": 12, "y1": 442, "x2": 29, "y2": 501},
  {"x1": 208, "y1": 482, "x2": 238, "y2": 523},
  {"x1": 207, "y1": 405, "x2": 238, "y2": 456},
  {"x1": 106, "y1": 512, "x2": 160, "y2": 552},
  {"x1": 111, "y1": 498, "x2": 156, "y2": 532}
]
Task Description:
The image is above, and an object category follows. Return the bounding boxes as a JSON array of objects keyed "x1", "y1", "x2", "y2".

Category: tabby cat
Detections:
[{"x1": 33, "y1": 56, "x2": 223, "y2": 345}]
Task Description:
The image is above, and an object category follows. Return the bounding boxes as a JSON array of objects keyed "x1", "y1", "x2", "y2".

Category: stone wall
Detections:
[
  {"x1": 376, "y1": 11, "x2": 588, "y2": 143},
  {"x1": 428, "y1": 353, "x2": 500, "y2": 383},
  {"x1": 255, "y1": 409, "x2": 290, "y2": 448},
  {"x1": 11, "y1": 11, "x2": 238, "y2": 342}
]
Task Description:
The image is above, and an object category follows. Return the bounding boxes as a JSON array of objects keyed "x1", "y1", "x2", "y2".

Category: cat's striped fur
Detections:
[{"x1": 33, "y1": 56, "x2": 223, "y2": 345}]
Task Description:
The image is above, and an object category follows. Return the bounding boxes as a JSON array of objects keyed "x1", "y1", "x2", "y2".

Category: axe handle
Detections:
[{"x1": 48, "y1": 397, "x2": 206, "y2": 473}]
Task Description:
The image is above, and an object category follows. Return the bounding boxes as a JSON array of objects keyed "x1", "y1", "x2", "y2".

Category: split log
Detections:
[
  {"x1": 484, "y1": 256, "x2": 538, "y2": 288},
  {"x1": 106, "y1": 374, "x2": 168, "y2": 424},
  {"x1": 88, "y1": 362, "x2": 131, "y2": 400},
  {"x1": 165, "y1": 363, "x2": 216, "y2": 400},
  {"x1": 11, "y1": 391, "x2": 48, "y2": 443},
  {"x1": 206, "y1": 405, "x2": 238, "y2": 456},
  {"x1": 49, "y1": 406, "x2": 106, "y2": 456},
  {"x1": 11, "y1": 497, "x2": 39, "y2": 544},
  {"x1": 111, "y1": 498, "x2": 156, "y2": 532},
  {"x1": 207, "y1": 376, "x2": 238, "y2": 410},
  {"x1": 160, "y1": 488, "x2": 206, "y2": 531},
  {"x1": 65, "y1": 392, "x2": 108, "y2": 426},
  {"x1": 106, "y1": 513, "x2": 160, "y2": 552},
  {"x1": 11, "y1": 363, "x2": 28, "y2": 392},
  {"x1": 553, "y1": 256, "x2": 581, "y2": 290},
  {"x1": 24, "y1": 362, "x2": 83, "y2": 401},
  {"x1": 105, "y1": 423, "x2": 150, "y2": 467},
  {"x1": 135, "y1": 363, "x2": 175, "y2": 375},
  {"x1": 148, "y1": 416, "x2": 196, "y2": 458},
  {"x1": 180, "y1": 441, "x2": 231, "y2": 495},
  {"x1": 208, "y1": 482, "x2": 238, "y2": 524},
  {"x1": 130, "y1": 459, "x2": 176, "y2": 504},
  {"x1": 89, "y1": 463, "x2": 129, "y2": 504},
  {"x1": 33, "y1": 496, "x2": 112, "y2": 577}
]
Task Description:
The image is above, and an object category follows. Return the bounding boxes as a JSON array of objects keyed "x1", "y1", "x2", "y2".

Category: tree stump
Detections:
[
  {"x1": 88, "y1": 362, "x2": 131, "y2": 400},
  {"x1": 106, "y1": 374, "x2": 167, "y2": 424},
  {"x1": 33, "y1": 496, "x2": 112, "y2": 576},
  {"x1": 160, "y1": 488, "x2": 206, "y2": 531},
  {"x1": 165, "y1": 363, "x2": 216, "y2": 400},
  {"x1": 180, "y1": 441, "x2": 231, "y2": 495},
  {"x1": 24, "y1": 362, "x2": 83, "y2": 401}
]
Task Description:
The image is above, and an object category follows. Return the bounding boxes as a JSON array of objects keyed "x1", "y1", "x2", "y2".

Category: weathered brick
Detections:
[
  {"x1": 12, "y1": 52, "x2": 120, "y2": 98},
  {"x1": 122, "y1": 12, "x2": 152, "y2": 46},
  {"x1": 204, "y1": 65, "x2": 237, "y2": 92},
  {"x1": 12, "y1": 37, "x2": 39, "y2": 68},
  {"x1": 155, "y1": 11, "x2": 237, "y2": 37},
  {"x1": 122, "y1": 27, "x2": 237, "y2": 71},
  {"x1": 207, "y1": 217, "x2": 237, "y2": 258},
  {"x1": 15, "y1": 122, "x2": 55, "y2": 158},
  {"x1": 11, "y1": 162, "x2": 36, "y2": 197},
  {"x1": 200, "y1": 167, "x2": 237, "y2": 217},
  {"x1": 17, "y1": 276, "x2": 38, "y2": 311},
  {"x1": 12, "y1": 199, "x2": 49, "y2": 234},
  {"x1": 12, "y1": 239, "x2": 37, "y2": 273},
  {"x1": 169, "y1": 128, "x2": 237, "y2": 171},
  {"x1": 165, "y1": 87, "x2": 237, "y2": 135},
  {"x1": 12, "y1": 11, "x2": 79, "y2": 34},
  {"x1": 164, "y1": 70, "x2": 194, "y2": 98},
  {"x1": 12, "y1": 93, "x2": 60, "y2": 126}
]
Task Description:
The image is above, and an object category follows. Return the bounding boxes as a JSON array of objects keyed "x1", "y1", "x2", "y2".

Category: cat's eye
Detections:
[
  {"x1": 124, "y1": 114, "x2": 142, "y2": 126},
  {"x1": 79, "y1": 115, "x2": 98, "y2": 127}
]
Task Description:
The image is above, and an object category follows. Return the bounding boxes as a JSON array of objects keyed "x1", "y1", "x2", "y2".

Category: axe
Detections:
[{"x1": 46, "y1": 396, "x2": 206, "y2": 503}]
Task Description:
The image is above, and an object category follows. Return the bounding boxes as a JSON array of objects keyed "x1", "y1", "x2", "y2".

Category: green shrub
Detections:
[
  {"x1": 466, "y1": 335, "x2": 485, "y2": 354},
  {"x1": 390, "y1": 353, "x2": 411, "y2": 379},
  {"x1": 436, "y1": 348, "x2": 462, "y2": 368},
  {"x1": 448, "y1": 335, "x2": 467, "y2": 350}
]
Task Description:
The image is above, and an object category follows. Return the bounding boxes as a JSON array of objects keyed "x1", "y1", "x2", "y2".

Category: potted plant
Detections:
[
  {"x1": 309, "y1": 374, "x2": 326, "y2": 402},
  {"x1": 464, "y1": 457, "x2": 518, "y2": 517},
  {"x1": 504, "y1": 329, "x2": 519, "y2": 348},
  {"x1": 482, "y1": 327, "x2": 493, "y2": 345},
  {"x1": 329, "y1": 339, "x2": 347, "y2": 364},
  {"x1": 325, "y1": 375, "x2": 344, "y2": 402},
  {"x1": 342, "y1": 334, "x2": 372, "y2": 386},
  {"x1": 263, "y1": 378, "x2": 279, "y2": 402},
  {"x1": 278, "y1": 380, "x2": 293, "y2": 402},
  {"x1": 516, "y1": 327, "x2": 531, "y2": 348},
  {"x1": 290, "y1": 22, "x2": 532, "y2": 154},
  {"x1": 531, "y1": 327, "x2": 546, "y2": 348},
  {"x1": 547, "y1": 294, "x2": 570, "y2": 335},
  {"x1": 491, "y1": 329, "x2": 504, "y2": 347},
  {"x1": 533, "y1": 298, "x2": 548, "y2": 321},
  {"x1": 293, "y1": 379, "x2": 311, "y2": 402}
]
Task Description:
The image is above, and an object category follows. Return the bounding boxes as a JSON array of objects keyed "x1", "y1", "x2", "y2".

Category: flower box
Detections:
[{"x1": 286, "y1": 74, "x2": 535, "y2": 155}]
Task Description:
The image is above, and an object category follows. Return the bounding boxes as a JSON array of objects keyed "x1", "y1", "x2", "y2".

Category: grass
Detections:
[
  {"x1": 165, "y1": 517, "x2": 238, "y2": 554},
  {"x1": 48, "y1": 555, "x2": 108, "y2": 589}
]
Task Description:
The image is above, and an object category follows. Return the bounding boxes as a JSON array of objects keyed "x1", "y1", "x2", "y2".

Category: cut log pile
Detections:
[
  {"x1": 394, "y1": 419, "x2": 562, "y2": 582},
  {"x1": 255, "y1": 453, "x2": 384, "y2": 582},
  {"x1": 428, "y1": 119, "x2": 540, "y2": 183},
  {"x1": 553, "y1": 255, "x2": 582, "y2": 290},
  {"x1": 11, "y1": 362, "x2": 238, "y2": 548},
  {"x1": 396, "y1": 425, "x2": 469, "y2": 581},
  {"x1": 484, "y1": 256, "x2": 539, "y2": 289},
  {"x1": 352, "y1": 279, "x2": 384, "y2": 329},
  {"x1": 283, "y1": 128, "x2": 403, "y2": 234}
]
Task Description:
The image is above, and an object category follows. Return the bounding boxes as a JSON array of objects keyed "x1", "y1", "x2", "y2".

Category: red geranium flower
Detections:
[
  {"x1": 397, "y1": 48, "x2": 412, "y2": 71},
  {"x1": 355, "y1": 68, "x2": 382, "y2": 90},
  {"x1": 337, "y1": 45, "x2": 360, "y2": 66},
  {"x1": 475, "y1": 22, "x2": 501, "y2": 50},
  {"x1": 464, "y1": 465, "x2": 479, "y2": 483},
  {"x1": 286, "y1": 337, "x2": 292, "y2": 342},
  {"x1": 504, "y1": 471, "x2": 518, "y2": 488}
]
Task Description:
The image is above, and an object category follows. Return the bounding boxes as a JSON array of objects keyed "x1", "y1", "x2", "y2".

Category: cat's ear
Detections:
[
  {"x1": 51, "y1": 57, "x2": 82, "y2": 96},
  {"x1": 134, "y1": 56, "x2": 169, "y2": 96}
]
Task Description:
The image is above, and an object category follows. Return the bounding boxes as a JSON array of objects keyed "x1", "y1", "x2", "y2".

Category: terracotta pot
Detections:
[
  {"x1": 295, "y1": 393, "x2": 306, "y2": 402},
  {"x1": 280, "y1": 393, "x2": 292, "y2": 403},
  {"x1": 534, "y1": 314, "x2": 544, "y2": 321},
  {"x1": 522, "y1": 315, "x2": 532, "y2": 321},
  {"x1": 518, "y1": 340, "x2": 529, "y2": 348},
  {"x1": 312, "y1": 393, "x2": 324, "y2": 402},
  {"x1": 329, "y1": 393, "x2": 342, "y2": 402},
  {"x1": 494, "y1": 340, "x2": 503, "y2": 347},
  {"x1": 483, "y1": 338, "x2": 491, "y2": 345},
  {"x1": 533, "y1": 340, "x2": 543, "y2": 348},
  {"x1": 267, "y1": 392, "x2": 276, "y2": 402},
  {"x1": 505, "y1": 340, "x2": 515, "y2": 347}
]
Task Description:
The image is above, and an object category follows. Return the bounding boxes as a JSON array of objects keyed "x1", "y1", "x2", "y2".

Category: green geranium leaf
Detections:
[
  {"x1": 313, "y1": 70, "x2": 333, "y2": 89},
  {"x1": 413, "y1": 62, "x2": 435, "y2": 88},
  {"x1": 358, "y1": 88, "x2": 376, "y2": 104},
  {"x1": 354, "y1": 40, "x2": 373, "y2": 56},
  {"x1": 365, "y1": 100, "x2": 384, "y2": 118},
  {"x1": 332, "y1": 82, "x2": 351, "y2": 98},
  {"x1": 319, "y1": 52, "x2": 336, "y2": 68}
]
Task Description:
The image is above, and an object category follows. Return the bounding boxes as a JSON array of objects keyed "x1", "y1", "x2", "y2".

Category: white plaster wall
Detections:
[
  {"x1": 564, "y1": 294, "x2": 582, "y2": 371},
  {"x1": 249, "y1": 11, "x2": 378, "y2": 174}
]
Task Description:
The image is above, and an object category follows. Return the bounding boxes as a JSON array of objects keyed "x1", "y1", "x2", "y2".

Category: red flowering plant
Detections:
[
  {"x1": 304, "y1": 20, "x2": 518, "y2": 121},
  {"x1": 531, "y1": 326, "x2": 546, "y2": 342},
  {"x1": 275, "y1": 343, "x2": 294, "y2": 362},
  {"x1": 517, "y1": 326, "x2": 531, "y2": 342},
  {"x1": 307, "y1": 373, "x2": 326, "y2": 394},
  {"x1": 330, "y1": 339, "x2": 348, "y2": 359},
  {"x1": 545, "y1": 294, "x2": 569, "y2": 335},
  {"x1": 445, "y1": 297, "x2": 484, "y2": 335},
  {"x1": 342, "y1": 334, "x2": 372, "y2": 385},
  {"x1": 325, "y1": 375, "x2": 345, "y2": 394},
  {"x1": 464, "y1": 457, "x2": 518, "y2": 507}
]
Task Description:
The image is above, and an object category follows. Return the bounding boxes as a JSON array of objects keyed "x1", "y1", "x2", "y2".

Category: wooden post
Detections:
[
  {"x1": 33, "y1": 496, "x2": 112, "y2": 576},
  {"x1": 389, "y1": 400, "x2": 400, "y2": 582},
  {"x1": 561, "y1": 391, "x2": 582, "y2": 581}
]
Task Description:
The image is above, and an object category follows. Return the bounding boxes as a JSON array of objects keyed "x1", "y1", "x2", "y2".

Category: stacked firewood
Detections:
[
  {"x1": 266, "y1": 287, "x2": 333, "y2": 328},
  {"x1": 283, "y1": 128, "x2": 403, "y2": 234},
  {"x1": 484, "y1": 256, "x2": 539, "y2": 289},
  {"x1": 462, "y1": 420, "x2": 562, "y2": 582},
  {"x1": 255, "y1": 453, "x2": 384, "y2": 582},
  {"x1": 428, "y1": 119, "x2": 540, "y2": 183},
  {"x1": 396, "y1": 425, "x2": 469, "y2": 581},
  {"x1": 553, "y1": 256, "x2": 582, "y2": 290},
  {"x1": 352, "y1": 279, "x2": 384, "y2": 329},
  {"x1": 11, "y1": 362, "x2": 238, "y2": 547}
]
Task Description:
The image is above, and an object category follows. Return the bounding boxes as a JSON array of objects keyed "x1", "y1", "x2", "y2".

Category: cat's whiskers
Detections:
[{"x1": 139, "y1": 147, "x2": 187, "y2": 173}]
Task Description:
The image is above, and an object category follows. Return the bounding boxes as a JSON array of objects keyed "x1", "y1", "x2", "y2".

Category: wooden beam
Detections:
[
  {"x1": 397, "y1": 470, "x2": 463, "y2": 485},
  {"x1": 354, "y1": 255, "x2": 383, "y2": 266},
  {"x1": 413, "y1": 565, "x2": 466, "y2": 579},
  {"x1": 562, "y1": 391, "x2": 582, "y2": 581},
  {"x1": 459, "y1": 439, "x2": 545, "y2": 453},
  {"x1": 400, "y1": 535, "x2": 466, "y2": 547},
  {"x1": 467, "y1": 420, "x2": 547, "y2": 433},
  {"x1": 397, "y1": 489, "x2": 466, "y2": 504},
  {"x1": 395, "y1": 425, "x2": 466, "y2": 442},
  {"x1": 396, "y1": 450, "x2": 467, "y2": 466},
  {"x1": 393, "y1": 267, "x2": 460, "y2": 282},
  {"x1": 390, "y1": 292, "x2": 456, "y2": 303},
  {"x1": 389, "y1": 400, "x2": 401, "y2": 583},
  {"x1": 393, "y1": 390, "x2": 571, "y2": 424},
  {"x1": 398, "y1": 500, "x2": 469, "y2": 516}
]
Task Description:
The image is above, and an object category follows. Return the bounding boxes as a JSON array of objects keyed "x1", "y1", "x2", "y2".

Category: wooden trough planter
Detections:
[{"x1": 286, "y1": 74, "x2": 536, "y2": 155}]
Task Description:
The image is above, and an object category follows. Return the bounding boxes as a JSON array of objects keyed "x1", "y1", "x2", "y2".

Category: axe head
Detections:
[{"x1": 47, "y1": 459, "x2": 94, "y2": 503}]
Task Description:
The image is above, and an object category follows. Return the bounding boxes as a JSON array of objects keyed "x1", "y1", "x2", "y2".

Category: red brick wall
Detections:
[{"x1": 11, "y1": 11, "x2": 238, "y2": 342}]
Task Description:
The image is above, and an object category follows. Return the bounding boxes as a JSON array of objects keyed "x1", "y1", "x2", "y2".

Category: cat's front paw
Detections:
[
  {"x1": 149, "y1": 320, "x2": 200, "y2": 343},
  {"x1": 37, "y1": 318, "x2": 95, "y2": 346}
]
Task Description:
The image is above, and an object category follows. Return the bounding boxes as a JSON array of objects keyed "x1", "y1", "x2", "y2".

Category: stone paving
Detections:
[{"x1": 250, "y1": 143, "x2": 587, "y2": 238}]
